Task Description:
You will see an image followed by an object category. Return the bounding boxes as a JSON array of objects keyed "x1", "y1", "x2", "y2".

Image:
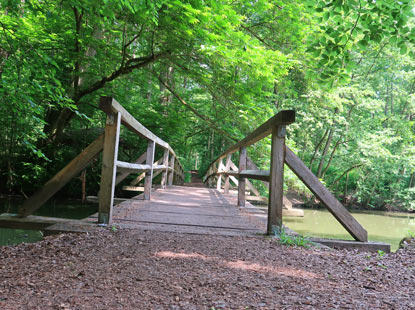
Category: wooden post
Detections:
[
  {"x1": 216, "y1": 159, "x2": 224, "y2": 190},
  {"x1": 161, "y1": 149, "x2": 169, "y2": 189},
  {"x1": 168, "y1": 154, "x2": 175, "y2": 186},
  {"x1": 238, "y1": 147, "x2": 247, "y2": 207},
  {"x1": 98, "y1": 112, "x2": 121, "y2": 224},
  {"x1": 267, "y1": 125, "x2": 285, "y2": 235},
  {"x1": 224, "y1": 154, "x2": 232, "y2": 194},
  {"x1": 144, "y1": 140, "x2": 155, "y2": 200}
]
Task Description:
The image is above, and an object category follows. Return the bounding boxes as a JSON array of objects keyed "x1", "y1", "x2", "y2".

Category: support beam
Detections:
[
  {"x1": 116, "y1": 162, "x2": 152, "y2": 173},
  {"x1": 267, "y1": 125, "x2": 285, "y2": 235},
  {"x1": 224, "y1": 154, "x2": 232, "y2": 194},
  {"x1": 285, "y1": 146, "x2": 368, "y2": 242},
  {"x1": 144, "y1": 140, "x2": 155, "y2": 200},
  {"x1": 217, "y1": 159, "x2": 224, "y2": 190},
  {"x1": 129, "y1": 157, "x2": 162, "y2": 186},
  {"x1": 115, "y1": 152, "x2": 147, "y2": 185},
  {"x1": 168, "y1": 154, "x2": 175, "y2": 186},
  {"x1": 18, "y1": 134, "x2": 105, "y2": 217},
  {"x1": 98, "y1": 112, "x2": 121, "y2": 224},
  {"x1": 161, "y1": 149, "x2": 169, "y2": 189},
  {"x1": 238, "y1": 147, "x2": 247, "y2": 207}
]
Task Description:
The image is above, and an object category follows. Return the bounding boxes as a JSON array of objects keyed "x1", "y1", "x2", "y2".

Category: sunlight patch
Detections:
[{"x1": 226, "y1": 260, "x2": 321, "y2": 279}]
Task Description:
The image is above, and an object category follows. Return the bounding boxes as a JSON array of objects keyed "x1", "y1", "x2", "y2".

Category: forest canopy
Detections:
[{"x1": 1, "y1": 0, "x2": 415, "y2": 211}]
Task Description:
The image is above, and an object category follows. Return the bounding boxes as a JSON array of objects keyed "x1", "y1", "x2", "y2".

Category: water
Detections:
[
  {"x1": 0, "y1": 199, "x2": 97, "y2": 246},
  {"x1": 284, "y1": 209, "x2": 415, "y2": 252}
]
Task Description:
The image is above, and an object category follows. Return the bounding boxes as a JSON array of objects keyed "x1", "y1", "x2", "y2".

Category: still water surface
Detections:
[
  {"x1": 0, "y1": 199, "x2": 97, "y2": 246},
  {"x1": 1, "y1": 199, "x2": 415, "y2": 251},
  {"x1": 284, "y1": 209, "x2": 415, "y2": 252}
]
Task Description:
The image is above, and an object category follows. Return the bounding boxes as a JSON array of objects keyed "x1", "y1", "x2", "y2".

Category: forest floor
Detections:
[{"x1": 1, "y1": 229, "x2": 414, "y2": 310}]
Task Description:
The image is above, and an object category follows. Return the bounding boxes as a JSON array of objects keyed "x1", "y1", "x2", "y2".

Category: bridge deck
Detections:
[{"x1": 102, "y1": 186, "x2": 266, "y2": 236}]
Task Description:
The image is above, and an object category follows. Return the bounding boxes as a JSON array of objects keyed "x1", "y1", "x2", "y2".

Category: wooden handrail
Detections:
[
  {"x1": 207, "y1": 110, "x2": 295, "y2": 170},
  {"x1": 98, "y1": 96, "x2": 185, "y2": 223},
  {"x1": 18, "y1": 97, "x2": 185, "y2": 222},
  {"x1": 202, "y1": 110, "x2": 368, "y2": 242}
]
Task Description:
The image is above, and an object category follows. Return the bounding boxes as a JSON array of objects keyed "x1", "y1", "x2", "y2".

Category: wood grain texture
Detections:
[
  {"x1": 223, "y1": 154, "x2": 232, "y2": 194},
  {"x1": 267, "y1": 126, "x2": 285, "y2": 235},
  {"x1": 18, "y1": 134, "x2": 104, "y2": 217},
  {"x1": 144, "y1": 140, "x2": 155, "y2": 200},
  {"x1": 238, "y1": 147, "x2": 247, "y2": 207},
  {"x1": 161, "y1": 149, "x2": 169, "y2": 188},
  {"x1": 99, "y1": 97, "x2": 184, "y2": 174},
  {"x1": 115, "y1": 152, "x2": 147, "y2": 185},
  {"x1": 285, "y1": 146, "x2": 368, "y2": 242},
  {"x1": 168, "y1": 155, "x2": 175, "y2": 186},
  {"x1": 98, "y1": 112, "x2": 121, "y2": 224},
  {"x1": 206, "y1": 110, "x2": 295, "y2": 170}
]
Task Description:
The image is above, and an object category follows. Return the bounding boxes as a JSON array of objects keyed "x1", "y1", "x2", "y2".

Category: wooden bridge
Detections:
[{"x1": 0, "y1": 97, "x2": 390, "y2": 251}]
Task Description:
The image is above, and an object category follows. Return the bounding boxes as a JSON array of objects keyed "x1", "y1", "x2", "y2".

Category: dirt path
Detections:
[{"x1": 1, "y1": 230, "x2": 414, "y2": 309}]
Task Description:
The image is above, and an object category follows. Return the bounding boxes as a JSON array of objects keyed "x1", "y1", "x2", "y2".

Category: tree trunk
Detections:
[
  {"x1": 343, "y1": 171, "x2": 349, "y2": 204},
  {"x1": 317, "y1": 127, "x2": 334, "y2": 178},
  {"x1": 409, "y1": 172, "x2": 414, "y2": 188},
  {"x1": 321, "y1": 137, "x2": 342, "y2": 179},
  {"x1": 309, "y1": 128, "x2": 329, "y2": 169}
]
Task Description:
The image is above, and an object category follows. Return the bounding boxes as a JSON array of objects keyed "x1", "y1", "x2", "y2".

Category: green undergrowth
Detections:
[{"x1": 273, "y1": 227, "x2": 315, "y2": 249}]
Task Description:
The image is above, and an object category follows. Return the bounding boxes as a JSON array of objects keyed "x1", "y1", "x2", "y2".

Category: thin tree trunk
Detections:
[
  {"x1": 331, "y1": 164, "x2": 363, "y2": 188},
  {"x1": 309, "y1": 128, "x2": 329, "y2": 169},
  {"x1": 317, "y1": 127, "x2": 334, "y2": 178},
  {"x1": 321, "y1": 137, "x2": 342, "y2": 179},
  {"x1": 409, "y1": 172, "x2": 414, "y2": 188},
  {"x1": 343, "y1": 172, "x2": 349, "y2": 204}
]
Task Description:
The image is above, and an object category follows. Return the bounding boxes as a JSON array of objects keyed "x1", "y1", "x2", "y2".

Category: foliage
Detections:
[
  {"x1": 274, "y1": 227, "x2": 314, "y2": 248},
  {"x1": 0, "y1": 0, "x2": 414, "y2": 214}
]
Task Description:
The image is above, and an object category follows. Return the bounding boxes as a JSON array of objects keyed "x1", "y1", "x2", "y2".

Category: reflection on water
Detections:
[
  {"x1": 0, "y1": 199, "x2": 97, "y2": 246},
  {"x1": 284, "y1": 209, "x2": 415, "y2": 252}
]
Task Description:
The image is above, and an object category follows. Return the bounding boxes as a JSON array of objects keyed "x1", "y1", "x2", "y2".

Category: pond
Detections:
[
  {"x1": 284, "y1": 209, "x2": 415, "y2": 252},
  {"x1": 0, "y1": 199, "x2": 97, "y2": 246}
]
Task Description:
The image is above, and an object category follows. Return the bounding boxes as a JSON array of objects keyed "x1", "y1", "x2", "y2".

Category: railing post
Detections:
[
  {"x1": 144, "y1": 140, "x2": 155, "y2": 200},
  {"x1": 216, "y1": 159, "x2": 224, "y2": 190},
  {"x1": 161, "y1": 149, "x2": 169, "y2": 189},
  {"x1": 168, "y1": 154, "x2": 175, "y2": 186},
  {"x1": 238, "y1": 147, "x2": 247, "y2": 207},
  {"x1": 224, "y1": 154, "x2": 232, "y2": 194},
  {"x1": 98, "y1": 112, "x2": 121, "y2": 224},
  {"x1": 267, "y1": 125, "x2": 286, "y2": 235}
]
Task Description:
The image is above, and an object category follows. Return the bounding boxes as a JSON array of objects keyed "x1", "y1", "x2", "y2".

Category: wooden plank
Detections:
[
  {"x1": 239, "y1": 169, "x2": 270, "y2": 181},
  {"x1": 285, "y1": 146, "x2": 368, "y2": 242},
  {"x1": 168, "y1": 155, "x2": 175, "y2": 186},
  {"x1": 208, "y1": 110, "x2": 295, "y2": 167},
  {"x1": 98, "y1": 112, "x2": 121, "y2": 224},
  {"x1": 246, "y1": 196, "x2": 268, "y2": 202},
  {"x1": 223, "y1": 154, "x2": 232, "y2": 194},
  {"x1": 238, "y1": 147, "x2": 247, "y2": 207},
  {"x1": 267, "y1": 126, "x2": 285, "y2": 235},
  {"x1": 310, "y1": 238, "x2": 390, "y2": 253},
  {"x1": 153, "y1": 165, "x2": 167, "y2": 170},
  {"x1": 116, "y1": 161, "x2": 152, "y2": 173},
  {"x1": 100, "y1": 97, "x2": 170, "y2": 151},
  {"x1": 161, "y1": 149, "x2": 169, "y2": 188},
  {"x1": 217, "y1": 159, "x2": 224, "y2": 190},
  {"x1": 130, "y1": 157, "x2": 163, "y2": 186},
  {"x1": 144, "y1": 140, "x2": 155, "y2": 200},
  {"x1": 115, "y1": 152, "x2": 147, "y2": 185},
  {"x1": 18, "y1": 134, "x2": 105, "y2": 217},
  {"x1": 122, "y1": 186, "x2": 145, "y2": 191}
]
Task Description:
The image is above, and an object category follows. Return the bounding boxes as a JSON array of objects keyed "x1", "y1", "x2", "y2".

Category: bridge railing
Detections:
[
  {"x1": 203, "y1": 110, "x2": 368, "y2": 242},
  {"x1": 19, "y1": 96, "x2": 184, "y2": 224}
]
